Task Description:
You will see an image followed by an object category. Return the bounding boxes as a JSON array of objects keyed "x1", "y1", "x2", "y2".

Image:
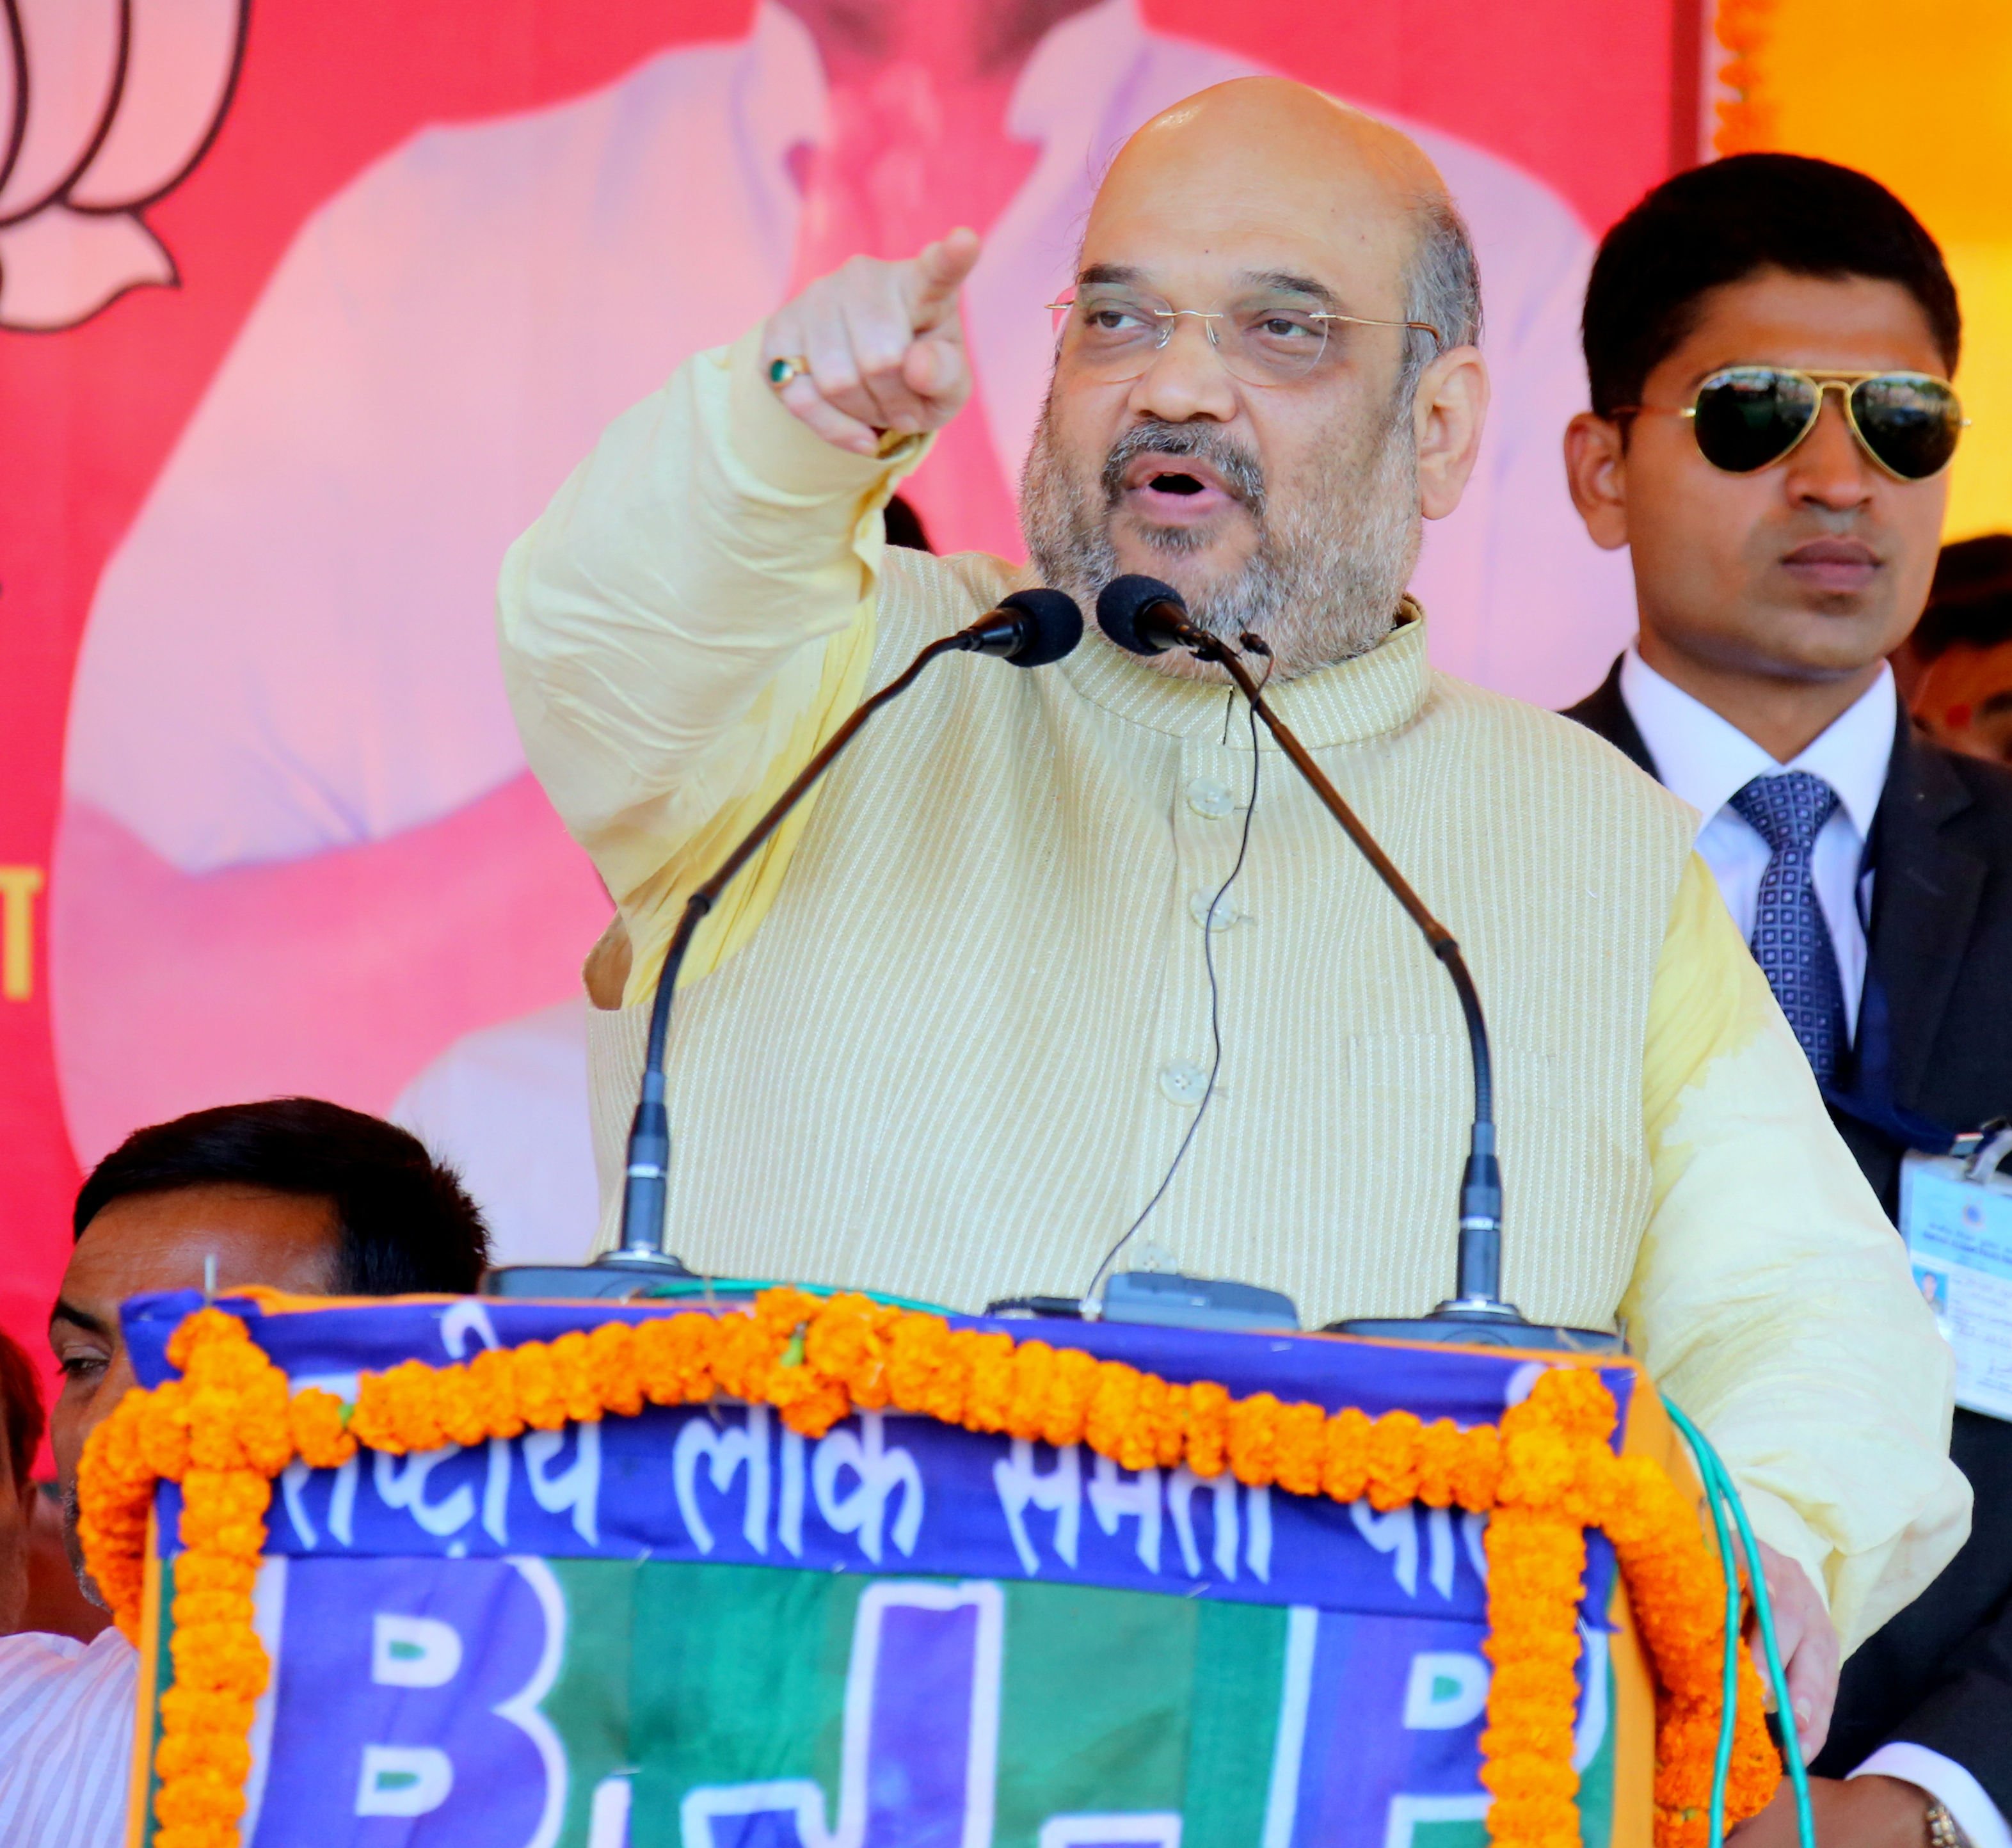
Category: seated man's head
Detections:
[
  {"x1": 1021, "y1": 77, "x2": 1489, "y2": 680},
  {"x1": 1906, "y1": 534, "x2": 2012, "y2": 766},
  {"x1": 49, "y1": 1098, "x2": 488, "y2": 1598},
  {"x1": 0, "y1": 1328, "x2": 47, "y2": 1634},
  {"x1": 1565, "y1": 154, "x2": 1960, "y2": 705}
]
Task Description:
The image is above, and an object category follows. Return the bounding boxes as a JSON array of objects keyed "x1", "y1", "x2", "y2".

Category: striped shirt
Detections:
[{"x1": 0, "y1": 1628, "x2": 136, "y2": 1847}]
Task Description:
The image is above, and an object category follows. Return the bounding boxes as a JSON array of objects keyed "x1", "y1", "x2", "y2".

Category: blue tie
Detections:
[{"x1": 1729, "y1": 771, "x2": 1849, "y2": 1085}]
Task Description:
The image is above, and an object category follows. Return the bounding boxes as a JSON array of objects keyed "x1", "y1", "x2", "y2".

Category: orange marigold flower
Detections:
[
  {"x1": 632, "y1": 1313, "x2": 716, "y2": 1407},
  {"x1": 710, "y1": 1311, "x2": 784, "y2": 1405},
  {"x1": 548, "y1": 1330, "x2": 604, "y2": 1423},
  {"x1": 165, "y1": 1307, "x2": 252, "y2": 1373},
  {"x1": 958, "y1": 1332, "x2": 1015, "y2": 1434},
  {"x1": 804, "y1": 1294, "x2": 897, "y2": 1410},
  {"x1": 510, "y1": 1341, "x2": 570, "y2": 1431},
  {"x1": 766, "y1": 1359, "x2": 852, "y2": 1438},
  {"x1": 1003, "y1": 1341, "x2": 1055, "y2": 1442},
  {"x1": 465, "y1": 1346, "x2": 529, "y2": 1438},
  {"x1": 351, "y1": 1360, "x2": 447, "y2": 1454},
  {"x1": 753, "y1": 1287, "x2": 822, "y2": 1339},
  {"x1": 1038, "y1": 1346, "x2": 1099, "y2": 1449},
  {"x1": 1270, "y1": 1401, "x2": 1327, "y2": 1497},
  {"x1": 1085, "y1": 1363, "x2": 1151, "y2": 1472},
  {"x1": 1149, "y1": 1380, "x2": 1188, "y2": 1471},
  {"x1": 885, "y1": 1313, "x2": 954, "y2": 1415},
  {"x1": 1366, "y1": 1410, "x2": 1423, "y2": 1510},
  {"x1": 1448, "y1": 1424, "x2": 1502, "y2": 1513},
  {"x1": 585, "y1": 1319, "x2": 644, "y2": 1419},
  {"x1": 1185, "y1": 1381, "x2": 1231, "y2": 1479},
  {"x1": 1226, "y1": 1392, "x2": 1283, "y2": 1488},
  {"x1": 914, "y1": 1325, "x2": 975, "y2": 1428},
  {"x1": 429, "y1": 1364, "x2": 490, "y2": 1449},
  {"x1": 1415, "y1": 1418, "x2": 1466, "y2": 1509},
  {"x1": 138, "y1": 1381, "x2": 194, "y2": 1480},
  {"x1": 1320, "y1": 1406, "x2": 1371, "y2": 1504},
  {"x1": 1516, "y1": 1365, "x2": 1618, "y2": 1447},
  {"x1": 289, "y1": 1388, "x2": 356, "y2": 1469},
  {"x1": 157, "y1": 1685, "x2": 255, "y2": 1737}
]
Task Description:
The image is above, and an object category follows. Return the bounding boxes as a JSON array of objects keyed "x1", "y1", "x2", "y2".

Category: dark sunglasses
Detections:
[{"x1": 1619, "y1": 365, "x2": 1965, "y2": 481}]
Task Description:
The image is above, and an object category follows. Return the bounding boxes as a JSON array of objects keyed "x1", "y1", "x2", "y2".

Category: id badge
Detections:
[{"x1": 1901, "y1": 1147, "x2": 2012, "y2": 1422}]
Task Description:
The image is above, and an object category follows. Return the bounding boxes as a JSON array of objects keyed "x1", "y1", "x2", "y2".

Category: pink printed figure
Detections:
[
  {"x1": 0, "y1": 0, "x2": 246, "y2": 330},
  {"x1": 54, "y1": 1, "x2": 1634, "y2": 1259}
]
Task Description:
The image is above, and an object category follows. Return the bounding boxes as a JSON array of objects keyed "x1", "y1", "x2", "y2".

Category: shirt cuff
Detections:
[{"x1": 1852, "y1": 1742, "x2": 2012, "y2": 1848}]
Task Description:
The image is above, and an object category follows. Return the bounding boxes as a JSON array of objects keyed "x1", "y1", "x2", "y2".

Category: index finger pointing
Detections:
[{"x1": 906, "y1": 228, "x2": 982, "y2": 326}]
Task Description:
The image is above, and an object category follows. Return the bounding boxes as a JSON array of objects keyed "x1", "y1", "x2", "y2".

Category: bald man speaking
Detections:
[{"x1": 500, "y1": 81, "x2": 1964, "y2": 1753}]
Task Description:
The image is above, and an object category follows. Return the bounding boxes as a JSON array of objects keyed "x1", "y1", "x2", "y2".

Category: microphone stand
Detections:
[
  {"x1": 484, "y1": 592, "x2": 1081, "y2": 1300},
  {"x1": 1154, "y1": 607, "x2": 1617, "y2": 1353}
]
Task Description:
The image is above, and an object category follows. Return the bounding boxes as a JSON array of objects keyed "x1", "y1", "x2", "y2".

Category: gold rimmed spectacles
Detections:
[{"x1": 1046, "y1": 285, "x2": 1444, "y2": 388}]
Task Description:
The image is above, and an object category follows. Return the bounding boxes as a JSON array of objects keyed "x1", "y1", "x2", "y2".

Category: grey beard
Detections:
[{"x1": 1019, "y1": 404, "x2": 1421, "y2": 681}]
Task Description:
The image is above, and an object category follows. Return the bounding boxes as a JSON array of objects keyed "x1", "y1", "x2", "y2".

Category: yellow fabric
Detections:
[
  {"x1": 1634, "y1": 857, "x2": 1966, "y2": 1643},
  {"x1": 501, "y1": 333, "x2": 1967, "y2": 1653}
]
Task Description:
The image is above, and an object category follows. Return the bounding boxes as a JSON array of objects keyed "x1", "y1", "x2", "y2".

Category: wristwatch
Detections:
[{"x1": 1927, "y1": 1797, "x2": 1972, "y2": 1848}]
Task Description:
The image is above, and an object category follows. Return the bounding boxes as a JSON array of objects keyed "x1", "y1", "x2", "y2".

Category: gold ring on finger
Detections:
[{"x1": 767, "y1": 354, "x2": 812, "y2": 390}]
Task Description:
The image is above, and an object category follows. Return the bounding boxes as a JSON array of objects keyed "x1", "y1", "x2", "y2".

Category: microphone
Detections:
[
  {"x1": 482, "y1": 588, "x2": 1083, "y2": 1298},
  {"x1": 1096, "y1": 575, "x2": 1615, "y2": 1352}
]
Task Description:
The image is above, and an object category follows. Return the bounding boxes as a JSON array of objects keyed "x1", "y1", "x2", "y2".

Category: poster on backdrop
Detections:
[{"x1": 0, "y1": 1, "x2": 1703, "y2": 1342}]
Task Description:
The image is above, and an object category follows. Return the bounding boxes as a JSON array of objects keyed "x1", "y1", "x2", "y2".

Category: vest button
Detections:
[
  {"x1": 1186, "y1": 776, "x2": 1237, "y2": 818},
  {"x1": 1158, "y1": 1059, "x2": 1210, "y2": 1106},
  {"x1": 1189, "y1": 888, "x2": 1242, "y2": 930}
]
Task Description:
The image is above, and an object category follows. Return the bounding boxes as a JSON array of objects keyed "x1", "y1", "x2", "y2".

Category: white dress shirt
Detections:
[
  {"x1": 0, "y1": 1627, "x2": 136, "y2": 1848},
  {"x1": 1620, "y1": 648, "x2": 1892, "y2": 1038},
  {"x1": 1620, "y1": 646, "x2": 2012, "y2": 1848}
]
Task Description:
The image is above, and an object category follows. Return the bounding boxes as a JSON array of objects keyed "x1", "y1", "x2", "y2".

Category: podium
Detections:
[{"x1": 88, "y1": 1289, "x2": 1775, "y2": 1848}]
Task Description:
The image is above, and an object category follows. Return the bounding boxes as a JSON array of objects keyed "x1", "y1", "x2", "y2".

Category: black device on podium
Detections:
[
  {"x1": 1088, "y1": 576, "x2": 1620, "y2": 1354},
  {"x1": 481, "y1": 588, "x2": 1086, "y2": 1299}
]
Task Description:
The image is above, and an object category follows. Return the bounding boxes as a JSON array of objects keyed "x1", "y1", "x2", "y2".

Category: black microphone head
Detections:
[
  {"x1": 994, "y1": 587, "x2": 1084, "y2": 667},
  {"x1": 1097, "y1": 575, "x2": 1187, "y2": 655}
]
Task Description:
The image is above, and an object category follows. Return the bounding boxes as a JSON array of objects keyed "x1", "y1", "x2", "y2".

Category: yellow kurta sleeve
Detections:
[
  {"x1": 497, "y1": 328, "x2": 927, "y2": 1005},
  {"x1": 1627, "y1": 853, "x2": 1970, "y2": 1653}
]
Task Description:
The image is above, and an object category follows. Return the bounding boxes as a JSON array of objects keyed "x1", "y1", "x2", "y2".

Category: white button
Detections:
[
  {"x1": 1189, "y1": 888, "x2": 1242, "y2": 930},
  {"x1": 1186, "y1": 776, "x2": 1237, "y2": 819},
  {"x1": 1158, "y1": 1059, "x2": 1210, "y2": 1106}
]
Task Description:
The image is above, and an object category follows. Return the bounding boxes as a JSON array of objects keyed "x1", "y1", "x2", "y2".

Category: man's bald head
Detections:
[
  {"x1": 1022, "y1": 75, "x2": 1490, "y2": 683},
  {"x1": 1087, "y1": 78, "x2": 1480, "y2": 371}
]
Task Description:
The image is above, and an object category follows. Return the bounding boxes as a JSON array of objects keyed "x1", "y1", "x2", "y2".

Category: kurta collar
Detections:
[{"x1": 1056, "y1": 597, "x2": 1433, "y2": 749}]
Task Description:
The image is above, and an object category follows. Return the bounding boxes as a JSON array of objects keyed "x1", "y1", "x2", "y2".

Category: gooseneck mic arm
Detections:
[
  {"x1": 614, "y1": 587, "x2": 1085, "y2": 1264},
  {"x1": 1096, "y1": 575, "x2": 1538, "y2": 1335}
]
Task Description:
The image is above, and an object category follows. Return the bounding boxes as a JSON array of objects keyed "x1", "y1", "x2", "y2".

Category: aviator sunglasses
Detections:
[{"x1": 1618, "y1": 365, "x2": 1965, "y2": 481}]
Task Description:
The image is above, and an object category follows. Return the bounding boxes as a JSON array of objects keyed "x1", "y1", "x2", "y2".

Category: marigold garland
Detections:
[
  {"x1": 1713, "y1": 0, "x2": 1780, "y2": 155},
  {"x1": 80, "y1": 1296, "x2": 1776, "y2": 1848}
]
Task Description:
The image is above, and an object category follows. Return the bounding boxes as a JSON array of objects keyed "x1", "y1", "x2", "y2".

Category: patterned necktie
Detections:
[{"x1": 1728, "y1": 771, "x2": 1849, "y2": 1084}]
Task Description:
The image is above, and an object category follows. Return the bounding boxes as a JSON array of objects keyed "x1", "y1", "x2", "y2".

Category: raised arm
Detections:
[
  {"x1": 498, "y1": 232, "x2": 981, "y2": 1001},
  {"x1": 1627, "y1": 855, "x2": 1970, "y2": 1755}
]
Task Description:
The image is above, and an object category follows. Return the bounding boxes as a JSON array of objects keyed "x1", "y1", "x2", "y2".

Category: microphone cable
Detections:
[{"x1": 1083, "y1": 637, "x2": 1274, "y2": 1302}]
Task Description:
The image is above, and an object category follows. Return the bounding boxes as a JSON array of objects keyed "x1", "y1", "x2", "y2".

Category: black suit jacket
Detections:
[{"x1": 1566, "y1": 656, "x2": 2012, "y2": 1805}]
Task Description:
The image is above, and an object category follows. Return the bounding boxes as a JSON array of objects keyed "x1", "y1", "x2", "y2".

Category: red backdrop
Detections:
[{"x1": 0, "y1": 0, "x2": 1698, "y2": 1406}]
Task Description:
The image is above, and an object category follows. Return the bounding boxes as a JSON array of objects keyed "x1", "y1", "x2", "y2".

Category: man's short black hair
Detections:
[
  {"x1": 1584, "y1": 153, "x2": 1960, "y2": 420},
  {"x1": 74, "y1": 1097, "x2": 490, "y2": 1295},
  {"x1": 1913, "y1": 534, "x2": 2012, "y2": 663}
]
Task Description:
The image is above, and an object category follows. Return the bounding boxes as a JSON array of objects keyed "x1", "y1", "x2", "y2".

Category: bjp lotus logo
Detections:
[{"x1": 0, "y1": 0, "x2": 248, "y2": 331}]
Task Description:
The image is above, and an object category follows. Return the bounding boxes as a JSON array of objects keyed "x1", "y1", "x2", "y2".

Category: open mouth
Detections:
[{"x1": 1119, "y1": 452, "x2": 1243, "y2": 525}]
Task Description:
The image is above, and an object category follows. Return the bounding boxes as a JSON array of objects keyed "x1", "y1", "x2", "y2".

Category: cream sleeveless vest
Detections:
[{"x1": 585, "y1": 552, "x2": 1696, "y2": 1329}]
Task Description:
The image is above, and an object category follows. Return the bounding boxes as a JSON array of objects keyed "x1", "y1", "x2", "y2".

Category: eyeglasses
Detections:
[
  {"x1": 1617, "y1": 366, "x2": 1965, "y2": 481},
  {"x1": 1046, "y1": 286, "x2": 1444, "y2": 388}
]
